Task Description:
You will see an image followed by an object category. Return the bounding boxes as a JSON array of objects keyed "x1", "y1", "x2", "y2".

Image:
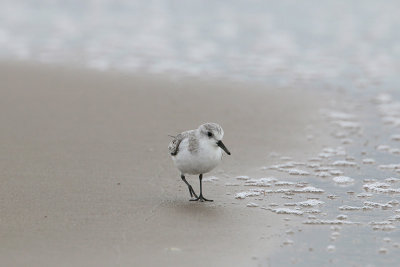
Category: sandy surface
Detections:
[{"x1": 0, "y1": 62, "x2": 333, "y2": 266}]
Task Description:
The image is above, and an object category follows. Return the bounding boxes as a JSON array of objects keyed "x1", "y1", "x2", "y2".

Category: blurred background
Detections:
[{"x1": 1, "y1": 0, "x2": 399, "y2": 89}]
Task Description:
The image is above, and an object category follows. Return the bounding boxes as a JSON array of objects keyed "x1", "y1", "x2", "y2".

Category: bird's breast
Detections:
[{"x1": 172, "y1": 142, "x2": 222, "y2": 175}]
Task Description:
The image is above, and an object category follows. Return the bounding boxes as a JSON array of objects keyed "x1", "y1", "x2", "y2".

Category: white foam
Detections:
[
  {"x1": 389, "y1": 148, "x2": 400, "y2": 155},
  {"x1": 362, "y1": 158, "x2": 376, "y2": 164},
  {"x1": 271, "y1": 208, "x2": 304, "y2": 215},
  {"x1": 303, "y1": 219, "x2": 361, "y2": 225},
  {"x1": 336, "y1": 214, "x2": 348, "y2": 220},
  {"x1": 391, "y1": 134, "x2": 400, "y2": 141},
  {"x1": 283, "y1": 239, "x2": 294, "y2": 245},
  {"x1": 246, "y1": 202, "x2": 259, "y2": 207},
  {"x1": 308, "y1": 157, "x2": 322, "y2": 162},
  {"x1": 333, "y1": 120, "x2": 361, "y2": 130},
  {"x1": 331, "y1": 231, "x2": 341, "y2": 237},
  {"x1": 295, "y1": 182, "x2": 308, "y2": 187},
  {"x1": 316, "y1": 172, "x2": 331, "y2": 178},
  {"x1": 342, "y1": 138, "x2": 353, "y2": 144},
  {"x1": 264, "y1": 186, "x2": 325, "y2": 194},
  {"x1": 330, "y1": 226, "x2": 342, "y2": 231},
  {"x1": 325, "y1": 111, "x2": 355, "y2": 121},
  {"x1": 225, "y1": 183, "x2": 240, "y2": 186},
  {"x1": 356, "y1": 192, "x2": 373, "y2": 198},
  {"x1": 318, "y1": 147, "x2": 347, "y2": 158},
  {"x1": 267, "y1": 163, "x2": 296, "y2": 170},
  {"x1": 244, "y1": 178, "x2": 275, "y2": 187},
  {"x1": 333, "y1": 176, "x2": 355, "y2": 184},
  {"x1": 304, "y1": 209, "x2": 322, "y2": 214},
  {"x1": 370, "y1": 221, "x2": 396, "y2": 231},
  {"x1": 363, "y1": 182, "x2": 400, "y2": 194},
  {"x1": 275, "y1": 181, "x2": 296, "y2": 186},
  {"x1": 384, "y1": 237, "x2": 392, "y2": 243},
  {"x1": 388, "y1": 215, "x2": 400, "y2": 221},
  {"x1": 338, "y1": 205, "x2": 373, "y2": 211},
  {"x1": 330, "y1": 169, "x2": 344, "y2": 176},
  {"x1": 298, "y1": 199, "x2": 324, "y2": 207},
  {"x1": 235, "y1": 191, "x2": 261, "y2": 199},
  {"x1": 327, "y1": 195, "x2": 339, "y2": 199},
  {"x1": 370, "y1": 221, "x2": 393, "y2": 225},
  {"x1": 315, "y1": 166, "x2": 334, "y2": 172},
  {"x1": 286, "y1": 229, "x2": 294, "y2": 235},
  {"x1": 377, "y1": 145, "x2": 391, "y2": 152},
  {"x1": 236, "y1": 175, "x2": 250, "y2": 180},
  {"x1": 203, "y1": 176, "x2": 219, "y2": 182},
  {"x1": 385, "y1": 177, "x2": 400, "y2": 183},
  {"x1": 379, "y1": 247, "x2": 388, "y2": 254},
  {"x1": 326, "y1": 245, "x2": 336, "y2": 252},
  {"x1": 307, "y1": 163, "x2": 321, "y2": 168},
  {"x1": 318, "y1": 153, "x2": 333, "y2": 158},
  {"x1": 295, "y1": 182, "x2": 309, "y2": 188},
  {"x1": 331, "y1": 160, "x2": 357, "y2": 167},
  {"x1": 364, "y1": 201, "x2": 394, "y2": 210}
]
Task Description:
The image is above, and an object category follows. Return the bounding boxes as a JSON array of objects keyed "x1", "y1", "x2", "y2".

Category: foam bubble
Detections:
[
  {"x1": 336, "y1": 214, "x2": 348, "y2": 220},
  {"x1": 303, "y1": 219, "x2": 361, "y2": 225},
  {"x1": 362, "y1": 158, "x2": 376, "y2": 164},
  {"x1": 379, "y1": 247, "x2": 388, "y2": 254},
  {"x1": 283, "y1": 239, "x2": 294, "y2": 245},
  {"x1": 236, "y1": 175, "x2": 250, "y2": 180},
  {"x1": 244, "y1": 178, "x2": 275, "y2": 187},
  {"x1": 235, "y1": 191, "x2": 261, "y2": 199},
  {"x1": 316, "y1": 172, "x2": 331, "y2": 178},
  {"x1": 203, "y1": 176, "x2": 219, "y2": 182},
  {"x1": 333, "y1": 176, "x2": 355, "y2": 184},
  {"x1": 271, "y1": 208, "x2": 304, "y2": 215},
  {"x1": 331, "y1": 160, "x2": 357, "y2": 167},
  {"x1": 333, "y1": 121, "x2": 361, "y2": 130},
  {"x1": 326, "y1": 245, "x2": 336, "y2": 252}
]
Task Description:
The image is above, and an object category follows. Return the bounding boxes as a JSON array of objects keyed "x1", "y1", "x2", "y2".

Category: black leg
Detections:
[
  {"x1": 181, "y1": 174, "x2": 198, "y2": 199},
  {"x1": 190, "y1": 174, "x2": 213, "y2": 202}
]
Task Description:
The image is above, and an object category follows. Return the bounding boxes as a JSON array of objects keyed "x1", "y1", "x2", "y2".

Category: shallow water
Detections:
[
  {"x1": 1, "y1": 0, "x2": 400, "y2": 90},
  {"x1": 226, "y1": 94, "x2": 400, "y2": 266}
]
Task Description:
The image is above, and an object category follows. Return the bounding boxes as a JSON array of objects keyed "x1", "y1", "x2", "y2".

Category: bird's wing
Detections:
[{"x1": 168, "y1": 132, "x2": 189, "y2": 156}]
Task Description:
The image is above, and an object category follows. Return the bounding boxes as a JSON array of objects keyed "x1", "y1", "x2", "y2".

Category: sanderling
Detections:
[{"x1": 168, "y1": 123, "x2": 231, "y2": 202}]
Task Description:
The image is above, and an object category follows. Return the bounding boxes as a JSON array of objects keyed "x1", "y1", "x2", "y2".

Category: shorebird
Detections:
[{"x1": 168, "y1": 123, "x2": 231, "y2": 201}]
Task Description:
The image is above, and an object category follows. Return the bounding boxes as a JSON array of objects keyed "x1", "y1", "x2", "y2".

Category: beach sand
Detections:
[{"x1": 0, "y1": 62, "x2": 334, "y2": 266}]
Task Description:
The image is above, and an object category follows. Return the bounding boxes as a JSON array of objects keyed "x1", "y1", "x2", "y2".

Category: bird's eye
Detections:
[{"x1": 207, "y1": 131, "x2": 213, "y2": 137}]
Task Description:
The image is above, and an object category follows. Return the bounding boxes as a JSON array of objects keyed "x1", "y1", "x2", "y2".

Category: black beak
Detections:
[{"x1": 217, "y1": 140, "x2": 231, "y2": 155}]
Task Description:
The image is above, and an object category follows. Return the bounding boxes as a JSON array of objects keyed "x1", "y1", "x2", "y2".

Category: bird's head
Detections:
[{"x1": 198, "y1": 123, "x2": 231, "y2": 155}]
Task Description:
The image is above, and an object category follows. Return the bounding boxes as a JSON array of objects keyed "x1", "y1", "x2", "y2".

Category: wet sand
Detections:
[{"x1": 0, "y1": 62, "x2": 333, "y2": 266}]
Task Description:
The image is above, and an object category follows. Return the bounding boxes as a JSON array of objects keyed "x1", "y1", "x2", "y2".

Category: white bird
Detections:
[{"x1": 168, "y1": 123, "x2": 231, "y2": 201}]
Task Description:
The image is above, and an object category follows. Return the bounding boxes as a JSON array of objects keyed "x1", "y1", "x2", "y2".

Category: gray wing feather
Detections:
[{"x1": 168, "y1": 133, "x2": 188, "y2": 156}]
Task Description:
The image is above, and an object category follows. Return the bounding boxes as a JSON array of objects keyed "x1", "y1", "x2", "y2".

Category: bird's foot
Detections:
[
  {"x1": 190, "y1": 194, "x2": 213, "y2": 202},
  {"x1": 188, "y1": 186, "x2": 198, "y2": 199}
]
